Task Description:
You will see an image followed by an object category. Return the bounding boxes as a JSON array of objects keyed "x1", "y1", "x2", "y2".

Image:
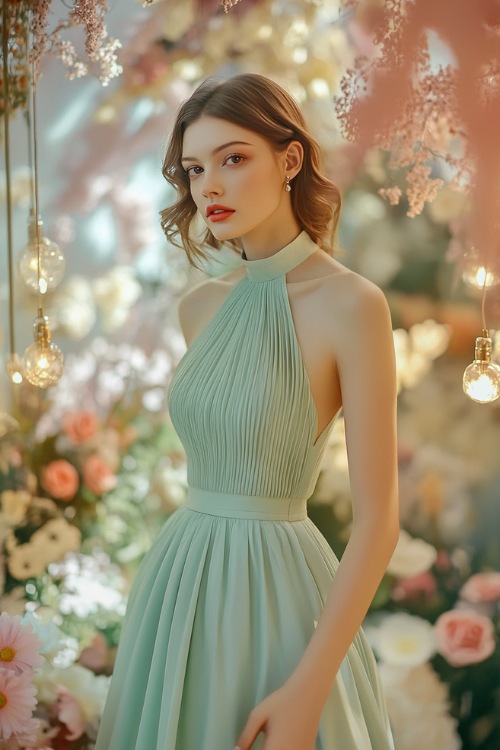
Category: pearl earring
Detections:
[{"x1": 285, "y1": 175, "x2": 291, "y2": 192}]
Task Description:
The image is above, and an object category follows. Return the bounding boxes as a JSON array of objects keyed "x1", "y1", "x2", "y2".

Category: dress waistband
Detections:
[{"x1": 185, "y1": 487, "x2": 308, "y2": 521}]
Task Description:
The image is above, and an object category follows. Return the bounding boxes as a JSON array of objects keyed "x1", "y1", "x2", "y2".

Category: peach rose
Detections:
[
  {"x1": 82, "y1": 454, "x2": 117, "y2": 495},
  {"x1": 435, "y1": 609, "x2": 495, "y2": 666},
  {"x1": 63, "y1": 411, "x2": 99, "y2": 444},
  {"x1": 56, "y1": 688, "x2": 85, "y2": 740},
  {"x1": 41, "y1": 460, "x2": 79, "y2": 501},
  {"x1": 461, "y1": 572, "x2": 500, "y2": 604}
]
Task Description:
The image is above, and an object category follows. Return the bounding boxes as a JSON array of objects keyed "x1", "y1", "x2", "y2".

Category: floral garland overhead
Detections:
[
  {"x1": 336, "y1": 0, "x2": 500, "y2": 274},
  {"x1": 0, "y1": 0, "x2": 122, "y2": 117},
  {"x1": 140, "y1": 0, "x2": 244, "y2": 12}
]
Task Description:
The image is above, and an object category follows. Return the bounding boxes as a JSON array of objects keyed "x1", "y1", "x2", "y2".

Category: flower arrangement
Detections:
[
  {"x1": 309, "y1": 355, "x2": 500, "y2": 750},
  {"x1": 363, "y1": 561, "x2": 500, "y2": 750},
  {"x1": 0, "y1": 608, "x2": 116, "y2": 749},
  {"x1": 0, "y1": 339, "x2": 186, "y2": 748}
]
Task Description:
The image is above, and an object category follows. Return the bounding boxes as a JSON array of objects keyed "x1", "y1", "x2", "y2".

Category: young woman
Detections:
[{"x1": 95, "y1": 73, "x2": 399, "y2": 750}]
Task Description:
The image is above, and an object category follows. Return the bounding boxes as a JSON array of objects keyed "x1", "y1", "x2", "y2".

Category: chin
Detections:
[{"x1": 208, "y1": 225, "x2": 241, "y2": 243}]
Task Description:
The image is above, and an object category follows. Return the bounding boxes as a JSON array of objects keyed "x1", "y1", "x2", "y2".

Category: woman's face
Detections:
[{"x1": 181, "y1": 116, "x2": 292, "y2": 246}]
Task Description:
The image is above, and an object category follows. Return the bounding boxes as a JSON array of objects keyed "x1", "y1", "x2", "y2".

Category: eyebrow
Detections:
[{"x1": 181, "y1": 140, "x2": 253, "y2": 163}]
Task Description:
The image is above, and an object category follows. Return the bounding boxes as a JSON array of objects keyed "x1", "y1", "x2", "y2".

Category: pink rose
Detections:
[
  {"x1": 41, "y1": 460, "x2": 79, "y2": 502},
  {"x1": 461, "y1": 572, "x2": 500, "y2": 604},
  {"x1": 79, "y1": 633, "x2": 110, "y2": 672},
  {"x1": 435, "y1": 609, "x2": 495, "y2": 666},
  {"x1": 82, "y1": 454, "x2": 117, "y2": 495},
  {"x1": 392, "y1": 571, "x2": 437, "y2": 602},
  {"x1": 63, "y1": 411, "x2": 99, "y2": 444}
]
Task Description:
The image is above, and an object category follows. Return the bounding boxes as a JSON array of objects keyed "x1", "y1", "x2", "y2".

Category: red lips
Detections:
[{"x1": 206, "y1": 204, "x2": 235, "y2": 222}]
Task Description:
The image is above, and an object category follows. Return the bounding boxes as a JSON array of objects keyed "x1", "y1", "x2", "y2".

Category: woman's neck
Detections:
[{"x1": 240, "y1": 221, "x2": 302, "y2": 261}]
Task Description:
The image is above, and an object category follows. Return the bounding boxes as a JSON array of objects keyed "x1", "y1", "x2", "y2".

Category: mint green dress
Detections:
[{"x1": 95, "y1": 232, "x2": 394, "y2": 750}]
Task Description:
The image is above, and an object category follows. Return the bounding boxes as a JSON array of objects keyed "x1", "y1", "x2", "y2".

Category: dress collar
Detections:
[{"x1": 240, "y1": 231, "x2": 318, "y2": 282}]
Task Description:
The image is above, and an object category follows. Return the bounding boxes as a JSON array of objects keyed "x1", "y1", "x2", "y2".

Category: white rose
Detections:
[
  {"x1": 387, "y1": 529, "x2": 438, "y2": 578},
  {"x1": 372, "y1": 612, "x2": 436, "y2": 668}
]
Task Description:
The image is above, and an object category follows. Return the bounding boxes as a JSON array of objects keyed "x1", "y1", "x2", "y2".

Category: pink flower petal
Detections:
[
  {"x1": 0, "y1": 613, "x2": 44, "y2": 674},
  {"x1": 0, "y1": 667, "x2": 38, "y2": 739}
]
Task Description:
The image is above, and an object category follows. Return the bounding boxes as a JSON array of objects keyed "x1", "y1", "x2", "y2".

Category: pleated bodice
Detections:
[{"x1": 167, "y1": 231, "x2": 339, "y2": 502}]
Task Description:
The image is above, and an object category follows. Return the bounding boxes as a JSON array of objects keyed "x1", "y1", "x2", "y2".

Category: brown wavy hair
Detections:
[{"x1": 160, "y1": 73, "x2": 341, "y2": 268}]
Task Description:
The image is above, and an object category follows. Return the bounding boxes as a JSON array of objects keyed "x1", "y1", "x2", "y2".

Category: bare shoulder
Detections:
[
  {"x1": 177, "y1": 266, "x2": 246, "y2": 345},
  {"x1": 301, "y1": 249, "x2": 386, "y2": 308},
  {"x1": 292, "y1": 249, "x2": 389, "y2": 314},
  {"x1": 313, "y1": 262, "x2": 392, "y2": 345},
  {"x1": 327, "y1": 264, "x2": 389, "y2": 315}
]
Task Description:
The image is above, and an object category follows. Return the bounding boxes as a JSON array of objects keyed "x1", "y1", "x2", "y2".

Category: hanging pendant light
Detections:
[
  {"x1": 20, "y1": 56, "x2": 64, "y2": 388},
  {"x1": 18, "y1": 211, "x2": 66, "y2": 294},
  {"x1": 462, "y1": 247, "x2": 500, "y2": 404},
  {"x1": 22, "y1": 308, "x2": 64, "y2": 388},
  {"x1": 463, "y1": 330, "x2": 500, "y2": 404}
]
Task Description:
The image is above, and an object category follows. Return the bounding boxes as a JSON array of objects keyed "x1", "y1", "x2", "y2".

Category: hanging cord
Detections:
[
  {"x1": 479, "y1": 225, "x2": 492, "y2": 340},
  {"x1": 26, "y1": 40, "x2": 36, "y2": 214},
  {"x1": 481, "y1": 266, "x2": 488, "y2": 337},
  {"x1": 30, "y1": 58, "x2": 43, "y2": 316},
  {"x1": 2, "y1": 0, "x2": 16, "y2": 357}
]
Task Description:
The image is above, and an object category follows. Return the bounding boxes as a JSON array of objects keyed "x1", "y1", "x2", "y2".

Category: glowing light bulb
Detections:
[
  {"x1": 5, "y1": 353, "x2": 23, "y2": 385},
  {"x1": 18, "y1": 214, "x2": 66, "y2": 294},
  {"x1": 463, "y1": 333, "x2": 500, "y2": 404},
  {"x1": 462, "y1": 247, "x2": 498, "y2": 290},
  {"x1": 21, "y1": 311, "x2": 64, "y2": 389}
]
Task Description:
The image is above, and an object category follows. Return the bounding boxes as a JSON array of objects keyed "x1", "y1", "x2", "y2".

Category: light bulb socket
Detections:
[
  {"x1": 32, "y1": 309, "x2": 51, "y2": 345},
  {"x1": 474, "y1": 334, "x2": 492, "y2": 363}
]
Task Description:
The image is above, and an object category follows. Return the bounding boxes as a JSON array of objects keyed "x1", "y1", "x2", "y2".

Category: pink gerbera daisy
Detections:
[
  {"x1": 0, "y1": 668, "x2": 38, "y2": 739},
  {"x1": 0, "y1": 613, "x2": 44, "y2": 674}
]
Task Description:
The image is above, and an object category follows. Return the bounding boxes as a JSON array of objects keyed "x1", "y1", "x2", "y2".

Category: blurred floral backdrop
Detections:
[{"x1": 1, "y1": 1, "x2": 500, "y2": 749}]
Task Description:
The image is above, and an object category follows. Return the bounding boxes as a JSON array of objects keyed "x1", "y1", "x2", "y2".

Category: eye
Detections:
[
  {"x1": 184, "y1": 165, "x2": 203, "y2": 178},
  {"x1": 224, "y1": 154, "x2": 245, "y2": 166}
]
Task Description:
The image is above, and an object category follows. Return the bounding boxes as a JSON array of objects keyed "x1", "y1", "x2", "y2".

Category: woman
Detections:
[{"x1": 95, "y1": 73, "x2": 399, "y2": 750}]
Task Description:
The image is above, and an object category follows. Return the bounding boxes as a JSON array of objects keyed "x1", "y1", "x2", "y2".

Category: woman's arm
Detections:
[{"x1": 235, "y1": 276, "x2": 399, "y2": 750}]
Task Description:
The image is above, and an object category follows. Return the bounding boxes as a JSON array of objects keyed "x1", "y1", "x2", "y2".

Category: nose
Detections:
[{"x1": 201, "y1": 170, "x2": 224, "y2": 199}]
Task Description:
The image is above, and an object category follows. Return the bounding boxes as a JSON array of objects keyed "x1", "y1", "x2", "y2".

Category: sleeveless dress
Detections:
[{"x1": 95, "y1": 232, "x2": 394, "y2": 750}]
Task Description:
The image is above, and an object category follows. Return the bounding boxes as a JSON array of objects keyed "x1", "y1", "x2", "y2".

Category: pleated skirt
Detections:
[{"x1": 94, "y1": 488, "x2": 394, "y2": 750}]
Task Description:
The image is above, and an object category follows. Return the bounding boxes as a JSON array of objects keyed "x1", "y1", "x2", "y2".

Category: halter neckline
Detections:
[{"x1": 240, "y1": 231, "x2": 318, "y2": 282}]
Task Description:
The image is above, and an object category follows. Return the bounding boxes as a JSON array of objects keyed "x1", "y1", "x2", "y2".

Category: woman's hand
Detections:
[{"x1": 233, "y1": 681, "x2": 322, "y2": 750}]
